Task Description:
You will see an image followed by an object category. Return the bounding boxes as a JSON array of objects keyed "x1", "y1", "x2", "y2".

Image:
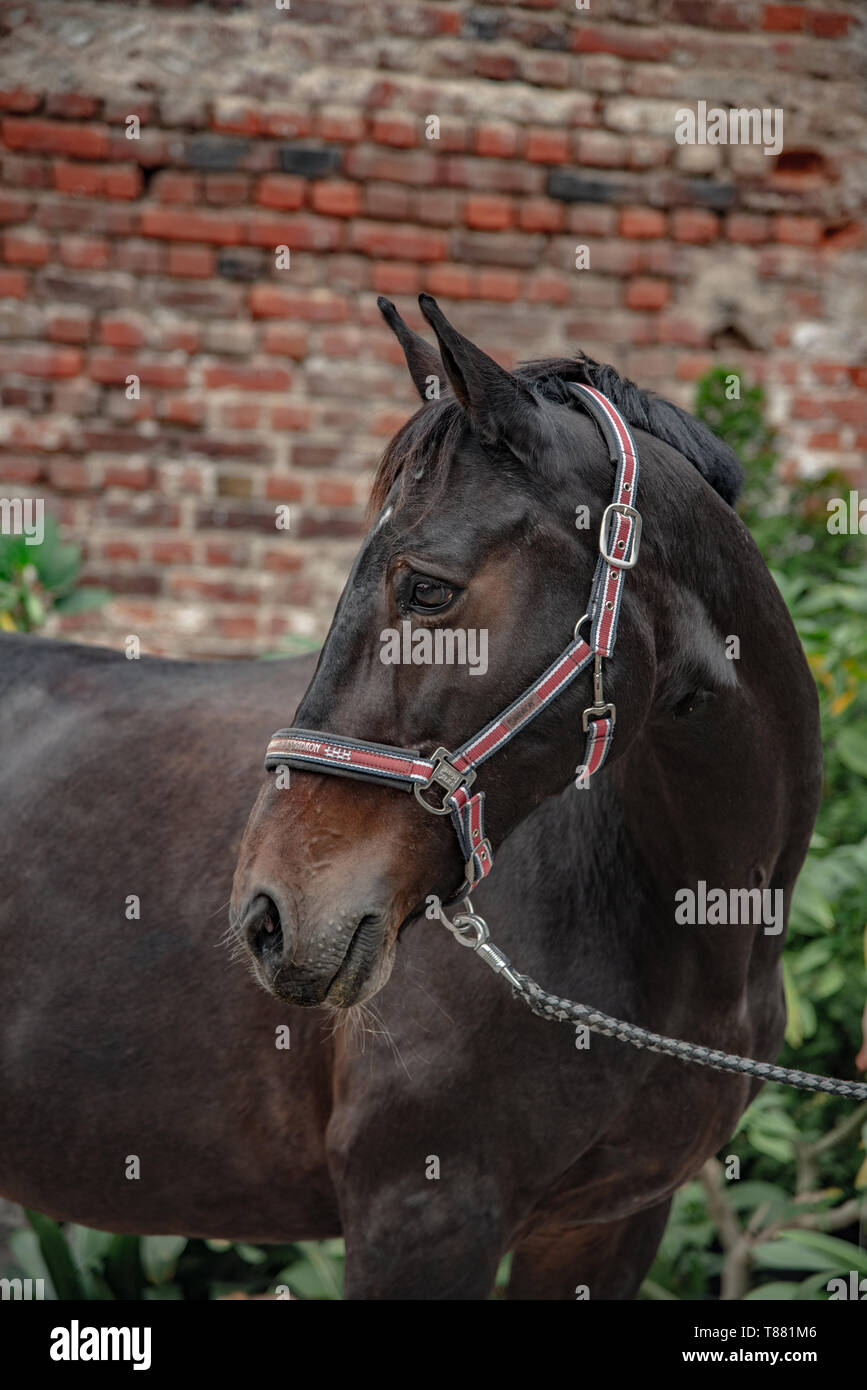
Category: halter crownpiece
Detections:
[{"x1": 265, "y1": 383, "x2": 641, "y2": 903}]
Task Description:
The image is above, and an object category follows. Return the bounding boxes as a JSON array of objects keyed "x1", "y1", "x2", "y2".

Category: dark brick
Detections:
[
  {"x1": 217, "y1": 247, "x2": 265, "y2": 281},
  {"x1": 277, "y1": 145, "x2": 342, "y2": 178},
  {"x1": 660, "y1": 179, "x2": 737, "y2": 211},
  {"x1": 463, "y1": 9, "x2": 504, "y2": 41},
  {"x1": 186, "y1": 135, "x2": 251, "y2": 171},
  {"x1": 547, "y1": 171, "x2": 630, "y2": 203}
]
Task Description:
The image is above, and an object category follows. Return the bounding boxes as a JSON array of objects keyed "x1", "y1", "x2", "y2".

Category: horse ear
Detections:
[
  {"x1": 377, "y1": 296, "x2": 443, "y2": 402},
  {"x1": 417, "y1": 293, "x2": 543, "y2": 460}
]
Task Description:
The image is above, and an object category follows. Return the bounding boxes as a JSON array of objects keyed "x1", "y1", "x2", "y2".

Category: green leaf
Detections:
[
  {"x1": 776, "y1": 1228, "x2": 867, "y2": 1276},
  {"x1": 752, "y1": 1240, "x2": 839, "y2": 1272},
  {"x1": 744, "y1": 1281, "x2": 801, "y2": 1299},
  {"x1": 836, "y1": 727, "x2": 867, "y2": 779},
  {"x1": 140, "y1": 1234, "x2": 188, "y2": 1285},
  {"x1": 24, "y1": 1209, "x2": 87, "y2": 1300},
  {"x1": 53, "y1": 587, "x2": 111, "y2": 615}
]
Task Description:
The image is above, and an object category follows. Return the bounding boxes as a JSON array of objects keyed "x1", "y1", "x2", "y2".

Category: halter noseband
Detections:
[{"x1": 264, "y1": 384, "x2": 641, "y2": 903}]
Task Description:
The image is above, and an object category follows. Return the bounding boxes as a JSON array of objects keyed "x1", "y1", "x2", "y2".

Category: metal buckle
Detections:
[
  {"x1": 581, "y1": 653, "x2": 616, "y2": 731},
  {"x1": 599, "y1": 502, "x2": 642, "y2": 569},
  {"x1": 413, "y1": 747, "x2": 476, "y2": 815}
]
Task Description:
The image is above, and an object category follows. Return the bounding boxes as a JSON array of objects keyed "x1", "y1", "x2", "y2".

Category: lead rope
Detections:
[{"x1": 435, "y1": 900, "x2": 867, "y2": 1101}]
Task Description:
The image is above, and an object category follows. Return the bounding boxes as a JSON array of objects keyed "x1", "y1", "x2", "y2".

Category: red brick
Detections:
[
  {"x1": 475, "y1": 54, "x2": 518, "y2": 81},
  {"x1": 350, "y1": 222, "x2": 447, "y2": 260},
  {"x1": 115, "y1": 240, "x2": 165, "y2": 274},
  {"x1": 2, "y1": 155, "x2": 50, "y2": 188},
  {"x1": 625, "y1": 277, "x2": 671, "y2": 311},
  {"x1": 775, "y1": 214, "x2": 823, "y2": 246},
  {"x1": 60, "y1": 237, "x2": 111, "y2": 269},
  {"x1": 317, "y1": 109, "x2": 365, "y2": 143},
  {"x1": 478, "y1": 269, "x2": 521, "y2": 302},
  {"x1": 255, "y1": 174, "x2": 305, "y2": 211},
  {"x1": 574, "y1": 27, "x2": 670, "y2": 61},
  {"x1": 315, "y1": 480, "x2": 356, "y2": 507},
  {"x1": 261, "y1": 325, "x2": 309, "y2": 358},
  {"x1": 808, "y1": 11, "x2": 851, "y2": 38},
  {"x1": 152, "y1": 171, "x2": 200, "y2": 205},
  {"x1": 203, "y1": 364, "x2": 292, "y2": 391},
  {"x1": 0, "y1": 346, "x2": 82, "y2": 377},
  {"x1": 160, "y1": 397, "x2": 205, "y2": 427},
  {"x1": 102, "y1": 463, "x2": 154, "y2": 489},
  {"x1": 246, "y1": 214, "x2": 340, "y2": 252},
  {"x1": 52, "y1": 161, "x2": 140, "y2": 197},
  {"x1": 141, "y1": 208, "x2": 242, "y2": 244},
  {"x1": 257, "y1": 108, "x2": 313, "y2": 140},
  {"x1": 526, "y1": 270, "x2": 571, "y2": 305},
  {"x1": 807, "y1": 431, "x2": 840, "y2": 450},
  {"x1": 101, "y1": 541, "x2": 140, "y2": 562},
  {"x1": 2, "y1": 119, "x2": 111, "y2": 159},
  {"x1": 99, "y1": 317, "x2": 145, "y2": 349},
  {"x1": 2, "y1": 230, "x2": 50, "y2": 264},
  {"x1": 619, "y1": 207, "x2": 667, "y2": 239},
  {"x1": 371, "y1": 113, "x2": 418, "y2": 148},
  {"x1": 0, "y1": 90, "x2": 41, "y2": 114},
  {"x1": 45, "y1": 94, "x2": 100, "y2": 120},
  {"x1": 568, "y1": 206, "x2": 617, "y2": 237},
  {"x1": 475, "y1": 123, "x2": 523, "y2": 159},
  {"x1": 525, "y1": 128, "x2": 570, "y2": 164},
  {"x1": 310, "y1": 181, "x2": 362, "y2": 218},
  {"x1": 0, "y1": 270, "x2": 28, "y2": 298},
  {"x1": 762, "y1": 5, "x2": 805, "y2": 30},
  {"x1": 204, "y1": 173, "x2": 249, "y2": 204},
  {"x1": 88, "y1": 355, "x2": 188, "y2": 388},
  {"x1": 152, "y1": 540, "x2": 195, "y2": 564},
  {"x1": 671, "y1": 209, "x2": 719, "y2": 243},
  {"x1": 270, "y1": 405, "x2": 313, "y2": 431},
  {"x1": 46, "y1": 313, "x2": 92, "y2": 344},
  {"x1": 518, "y1": 199, "x2": 565, "y2": 233},
  {"x1": 0, "y1": 193, "x2": 30, "y2": 222},
  {"x1": 363, "y1": 182, "x2": 411, "y2": 221},
  {"x1": 221, "y1": 402, "x2": 261, "y2": 429},
  {"x1": 726, "y1": 213, "x2": 770, "y2": 243},
  {"x1": 464, "y1": 194, "x2": 513, "y2": 231},
  {"x1": 249, "y1": 287, "x2": 348, "y2": 321},
  {"x1": 425, "y1": 264, "x2": 475, "y2": 299},
  {"x1": 371, "y1": 262, "x2": 422, "y2": 295},
  {"x1": 166, "y1": 244, "x2": 215, "y2": 278}
]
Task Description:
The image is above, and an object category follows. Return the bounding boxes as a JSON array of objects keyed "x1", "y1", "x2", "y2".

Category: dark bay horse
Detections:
[{"x1": 0, "y1": 296, "x2": 821, "y2": 1299}]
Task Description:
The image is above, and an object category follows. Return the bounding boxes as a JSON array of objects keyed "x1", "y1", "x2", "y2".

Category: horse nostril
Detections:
[{"x1": 243, "y1": 893, "x2": 284, "y2": 963}]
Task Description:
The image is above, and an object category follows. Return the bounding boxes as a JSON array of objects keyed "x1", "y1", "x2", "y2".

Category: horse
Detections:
[{"x1": 0, "y1": 295, "x2": 822, "y2": 1300}]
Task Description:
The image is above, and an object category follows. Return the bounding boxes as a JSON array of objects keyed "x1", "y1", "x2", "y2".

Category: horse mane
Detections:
[{"x1": 369, "y1": 354, "x2": 744, "y2": 519}]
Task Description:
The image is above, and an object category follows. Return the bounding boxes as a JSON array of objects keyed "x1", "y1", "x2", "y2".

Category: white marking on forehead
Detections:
[{"x1": 374, "y1": 504, "x2": 393, "y2": 532}]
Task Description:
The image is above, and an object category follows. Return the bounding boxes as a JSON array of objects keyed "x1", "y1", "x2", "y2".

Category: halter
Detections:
[{"x1": 264, "y1": 383, "x2": 641, "y2": 902}]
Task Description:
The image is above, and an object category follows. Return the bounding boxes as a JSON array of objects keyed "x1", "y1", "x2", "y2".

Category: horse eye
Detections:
[{"x1": 410, "y1": 578, "x2": 455, "y2": 612}]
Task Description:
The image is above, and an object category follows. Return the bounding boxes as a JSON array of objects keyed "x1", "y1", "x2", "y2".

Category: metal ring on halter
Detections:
[
  {"x1": 448, "y1": 912, "x2": 490, "y2": 948},
  {"x1": 573, "y1": 612, "x2": 591, "y2": 642}
]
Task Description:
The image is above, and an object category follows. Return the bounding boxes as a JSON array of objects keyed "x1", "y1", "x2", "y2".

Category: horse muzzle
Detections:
[{"x1": 235, "y1": 890, "x2": 391, "y2": 1007}]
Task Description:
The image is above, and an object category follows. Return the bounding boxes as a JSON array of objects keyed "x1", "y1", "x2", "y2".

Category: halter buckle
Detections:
[
  {"x1": 599, "y1": 502, "x2": 642, "y2": 569},
  {"x1": 413, "y1": 747, "x2": 476, "y2": 815}
]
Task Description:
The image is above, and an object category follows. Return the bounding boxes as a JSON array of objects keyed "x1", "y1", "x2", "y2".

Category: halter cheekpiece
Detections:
[{"x1": 265, "y1": 383, "x2": 641, "y2": 903}]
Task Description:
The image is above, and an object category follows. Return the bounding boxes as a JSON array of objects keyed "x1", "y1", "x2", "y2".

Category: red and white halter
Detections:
[{"x1": 265, "y1": 384, "x2": 641, "y2": 904}]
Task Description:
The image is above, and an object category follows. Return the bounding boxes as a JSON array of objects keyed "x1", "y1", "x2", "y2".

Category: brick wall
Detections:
[{"x1": 0, "y1": 0, "x2": 864, "y2": 656}]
